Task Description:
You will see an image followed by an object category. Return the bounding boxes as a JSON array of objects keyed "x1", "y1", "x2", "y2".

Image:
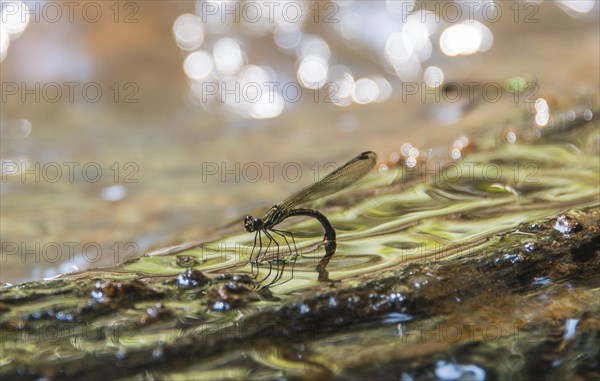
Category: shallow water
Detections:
[{"x1": 128, "y1": 108, "x2": 599, "y2": 297}]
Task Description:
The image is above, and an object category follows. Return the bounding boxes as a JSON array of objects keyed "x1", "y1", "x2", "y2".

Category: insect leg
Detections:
[
  {"x1": 258, "y1": 229, "x2": 274, "y2": 262},
  {"x1": 271, "y1": 228, "x2": 299, "y2": 259},
  {"x1": 253, "y1": 229, "x2": 275, "y2": 281},
  {"x1": 246, "y1": 230, "x2": 259, "y2": 265},
  {"x1": 250, "y1": 230, "x2": 264, "y2": 278},
  {"x1": 258, "y1": 229, "x2": 280, "y2": 285},
  {"x1": 269, "y1": 229, "x2": 296, "y2": 285}
]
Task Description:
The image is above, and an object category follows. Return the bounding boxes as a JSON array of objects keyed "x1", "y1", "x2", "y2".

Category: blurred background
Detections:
[{"x1": 1, "y1": 0, "x2": 598, "y2": 284}]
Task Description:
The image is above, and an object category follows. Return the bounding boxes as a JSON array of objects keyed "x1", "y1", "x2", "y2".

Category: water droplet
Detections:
[
  {"x1": 435, "y1": 361, "x2": 486, "y2": 381},
  {"x1": 328, "y1": 297, "x2": 338, "y2": 308},
  {"x1": 298, "y1": 303, "x2": 310, "y2": 315},
  {"x1": 532, "y1": 277, "x2": 552, "y2": 286},
  {"x1": 563, "y1": 318, "x2": 579, "y2": 340},
  {"x1": 382, "y1": 313, "x2": 412, "y2": 324},
  {"x1": 101, "y1": 185, "x2": 127, "y2": 202},
  {"x1": 553, "y1": 215, "x2": 581, "y2": 235},
  {"x1": 90, "y1": 289, "x2": 105, "y2": 303},
  {"x1": 212, "y1": 300, "x2": 230, "y2": 311},
  {"x1": 496, "y1": 253, "x2": 523, "y2": 265},
  {"x1": 379, "y1": 163, "x2": 389, "y2": 174},
  {"x1": 152, "y1": 346, "x2": 164, "y2": 358}
]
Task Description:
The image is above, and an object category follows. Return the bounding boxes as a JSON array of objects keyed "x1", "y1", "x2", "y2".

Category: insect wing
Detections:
[{"x1": 278, "y1": 151, "x2": 377, "y2": 209}]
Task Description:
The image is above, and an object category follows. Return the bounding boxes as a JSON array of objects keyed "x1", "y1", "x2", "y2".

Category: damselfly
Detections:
[{"x1": 244, "y1": 151, "x2": 377, "y2": 284}]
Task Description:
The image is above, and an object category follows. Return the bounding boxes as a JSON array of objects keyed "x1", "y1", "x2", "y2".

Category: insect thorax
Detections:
[{"x1": 262, "y1": 205, "x2": 286, "y2": 228}]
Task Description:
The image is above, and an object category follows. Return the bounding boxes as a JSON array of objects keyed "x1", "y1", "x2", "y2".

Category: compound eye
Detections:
[{"x1": 243, "y1": 216, "x2": 256, "y2": 232}]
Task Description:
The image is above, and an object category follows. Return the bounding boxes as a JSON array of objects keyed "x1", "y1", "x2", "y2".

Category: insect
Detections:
[{"x1": 244, "y1": 151, "x2": 378, "y2": 283}]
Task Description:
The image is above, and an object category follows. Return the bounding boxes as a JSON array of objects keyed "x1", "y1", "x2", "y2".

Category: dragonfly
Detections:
[{"x1": 244, "y1": 151, "x2": 378, "y2": 284}]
